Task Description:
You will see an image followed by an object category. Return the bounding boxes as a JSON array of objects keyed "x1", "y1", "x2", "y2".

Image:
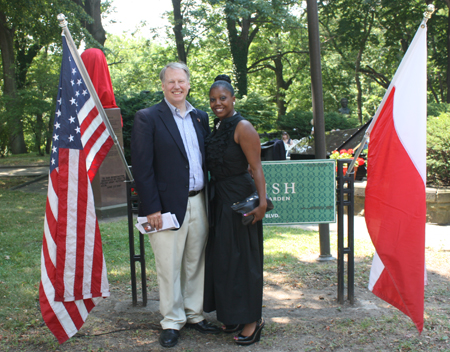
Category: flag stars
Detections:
[
  {"x1": 57, "y1": 98, "x2": 62, "y2": 105},
  {"x1": 70, "y1": 97, "x2": 77, "y2": 105},
  {"x1": 56, "y1": 110, "x2": 61, "y2": 117},
  {"x1": 71, "y1": 80, "x2": 75, "y2": 86},
  {"x1": 51, "y1": 158, "x2": 55, "y2": 165},
  {"x1": 75, "y1": 91, "x2": 80, "y2": 97},
  {"x1": 52, "y1": 146, "x2": 57, "y2": 153},
  {"x1": 82, "y1": 90, "x2": 88, "y2": 96},
  {"x1": 68, "y1": 135, "x2": 74, "y2": 142},
  {"x1": 69, "y1": 116, "x2": 76, "y2": 123},
  {"x1": 54, "y1": 122, "x2": 61, "y2": 129},
  {"x1": 72, "y1": 68, "x2": 77, "y2": 75},
  {"x1": 77, "y1": 79, "x2": 82, "y2": 86},
  {"x1": 53, "y1": 134, "x2": 59, "y2": 141},
  {"x1": 75, "y1": 126, "x2": 80, "y2": 134}
]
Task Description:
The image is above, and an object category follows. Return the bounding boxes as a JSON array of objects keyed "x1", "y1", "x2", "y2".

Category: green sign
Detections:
[{"x1": 262, "y1": 160, "x2": 336, "y2": 225}]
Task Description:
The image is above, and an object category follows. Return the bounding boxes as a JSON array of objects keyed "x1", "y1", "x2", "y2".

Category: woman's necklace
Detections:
[{"x1": 215, "y1": 111, "x2": 237, "y2": 130}]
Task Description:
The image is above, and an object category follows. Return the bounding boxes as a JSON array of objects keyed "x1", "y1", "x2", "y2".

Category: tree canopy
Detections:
[{"x1": 1, "y1": 0, "x2": 449, "y2": 156}]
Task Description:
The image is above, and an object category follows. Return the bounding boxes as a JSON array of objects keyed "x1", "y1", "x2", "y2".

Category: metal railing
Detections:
[
  {"x1": 126, "y1": 167, "x2": 147, "y2": 306},
  {"x1": 336, "y1": 159, "x2": 355, "y2": 304}
]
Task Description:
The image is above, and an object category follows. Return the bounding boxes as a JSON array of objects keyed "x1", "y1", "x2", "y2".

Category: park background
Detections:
[
  {"x1": 1, "y1": 0, "x2": 450, "y2": 187},
  {"x1": 1, "y1": 1, "x2": 450, "y2": 351}
]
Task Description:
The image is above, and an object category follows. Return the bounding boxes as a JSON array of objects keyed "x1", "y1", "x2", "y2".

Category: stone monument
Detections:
[
  {"x1": 91, "y1": 108, "x2": 127, "y2": 218},
  {"x1": 80, "y1": 48, "x2": 127, "y2": 219}
]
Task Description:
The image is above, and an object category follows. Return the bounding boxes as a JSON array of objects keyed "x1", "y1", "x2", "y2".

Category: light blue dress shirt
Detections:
[{"x1": 165, "y1": 98, "x2": 204, "y2": 191}]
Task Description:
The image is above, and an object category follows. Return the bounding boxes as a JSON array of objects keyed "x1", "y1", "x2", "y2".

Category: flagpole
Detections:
[
  {"x1": 346, "y1": 4, "x2": 435, "y2": 177},
  {"x1": 57, "y1": 14, "x2": 134, "y2": 183}
]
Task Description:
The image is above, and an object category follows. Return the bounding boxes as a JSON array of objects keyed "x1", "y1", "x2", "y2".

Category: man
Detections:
[{"x1": 131, "y1": 62, "x2": 219, "y2": 348}]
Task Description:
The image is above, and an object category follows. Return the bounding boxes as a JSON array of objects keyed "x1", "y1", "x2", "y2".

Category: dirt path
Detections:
[{"x1": 15, "y1": 250, "x2": 446, "y2": 352}]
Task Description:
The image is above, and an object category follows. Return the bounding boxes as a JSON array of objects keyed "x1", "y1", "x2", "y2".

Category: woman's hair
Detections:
[
  {"x1": 282, "y1": 131, "x2": 290, "y2": 139},
  {"x1": 210, "y1": 74, "x2": 234, "y2": 96},
  {"x1": 159, "y1": 62, "x2": 190, "y2": 82}
]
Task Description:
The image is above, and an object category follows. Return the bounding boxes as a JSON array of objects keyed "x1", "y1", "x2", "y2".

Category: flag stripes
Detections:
[
  {"x1": 40, "y1": 34, "x2": 111, "y2": 343},
  {"x1": 365, "y1": 22, "x2": 427, "y2": 333}
]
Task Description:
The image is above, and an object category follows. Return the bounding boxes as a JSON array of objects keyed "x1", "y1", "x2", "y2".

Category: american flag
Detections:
[{"x1": 39, "y1": 35, "x2": 113, "y2": 343}]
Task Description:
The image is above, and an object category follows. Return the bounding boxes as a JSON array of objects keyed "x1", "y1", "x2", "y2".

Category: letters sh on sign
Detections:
[{"x1": 261, "y1": 160, "x2": 336, "y2": 225}]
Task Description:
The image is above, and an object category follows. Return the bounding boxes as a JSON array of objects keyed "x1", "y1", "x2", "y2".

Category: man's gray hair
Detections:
[{"x1": 159, "y1": 62, "x2": 190, "y2": 82}]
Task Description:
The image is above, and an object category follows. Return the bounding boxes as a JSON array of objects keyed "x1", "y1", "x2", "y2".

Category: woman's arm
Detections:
[{"x1": 235, "y1": 120, "x2": 267, "y2": 224}]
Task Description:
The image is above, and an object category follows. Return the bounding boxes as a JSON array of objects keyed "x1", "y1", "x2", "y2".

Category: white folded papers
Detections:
[{"x1": 135, "y1": 212, "x2": 180, "y2": 234}]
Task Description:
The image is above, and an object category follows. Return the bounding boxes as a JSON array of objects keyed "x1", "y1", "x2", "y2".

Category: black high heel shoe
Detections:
[
  {"x1": 234, "y1": 318, "x2": 265, "y2": 346},
  {"x1": 222, "y1": 324, "x2": 244, "y2": 333}
]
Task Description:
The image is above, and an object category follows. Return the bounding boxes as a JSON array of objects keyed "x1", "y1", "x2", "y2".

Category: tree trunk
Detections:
[
  {"x1": 172, "y1": 0, "x2": 187, "y2": 63},
  {"x1": 72, "y1": 0, "x2": 106, "y2": 45},
  {"x1": 226, "y1": 17, "x2": 250, "y2": 97},
  {"x1": 272, "y1": 54, "x2": 294, "y2": 119},
  {"x1": 46, "y1": 112, "x2": 54, "y2": 155},
  {"x1": 16, "y1": 43, "x2": 41, "y2": 89},
  {"x1": 355, "y1": 48, "x2": 363, "y2": 124},
  {"x1": 447, "y1": 6, "x2": 450, "y2": 103},
  {"x1": 0, "y1": 12, "x2": 27, "y2": 154},
  {"x1": 85, "y1": 0, "x2": 106, "y2": 45},
  {"x1": 35, "y1": 113, "x2": 44, "y2": 155}
]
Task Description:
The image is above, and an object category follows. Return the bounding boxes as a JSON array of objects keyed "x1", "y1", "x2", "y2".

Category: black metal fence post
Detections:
[
  {"x1": 126, "y1": 167, "x2": 147, "y2": 306},
  {"x1": 336, "y1": 159, "x2": 355, "y2": 304}
]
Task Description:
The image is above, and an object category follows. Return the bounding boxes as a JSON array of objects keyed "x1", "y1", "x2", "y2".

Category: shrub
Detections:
[
  {"x1": 117, "y1": 91, "x2": 219, "y2": 164},
  {"x1": 277, "y1": 110, "x2": 313, "y2": 139},
  {"x1": 427, "y1": 112, "x2": 450, "y2": 186},
  {"x1": 277, "y1": 110, "x2": 360, "y2": 139},
  {"x1": 323, "y1": 112, "x2": 360, "y2": 131},
  {"x1": 116, "y1": 90, "x2": 164, "y2": 164},
  {"x1": 427, "y1": 102, "x2": 450, "y2": 118},
  {"x1": 234, "y1": 93, "x2": 277, "y2": 132}
]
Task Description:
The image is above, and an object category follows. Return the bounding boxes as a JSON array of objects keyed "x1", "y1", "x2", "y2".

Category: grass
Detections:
[
  {"x1": 0, "y1": 184, "x2": 449, "y2": 351},
  {"x1": 0, "y1": 176, "x2": 40, "y2": 190},
  {"x1": 0, "y1": 189, "x2": 156, "y2": 349},
  {"x1": 0, "y1": 153, "x2": 48, "y2": 166}
]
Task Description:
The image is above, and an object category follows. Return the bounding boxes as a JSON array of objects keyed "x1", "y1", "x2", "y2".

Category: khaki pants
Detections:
[{"x1": 149, "y1": 192, "x2": 208, "y2": 330}]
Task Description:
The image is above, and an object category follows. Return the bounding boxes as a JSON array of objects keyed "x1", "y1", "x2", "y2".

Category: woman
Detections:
[
  {"x1": 281, "y1": 131, "x2": 293, "y2": 147},
  {"x1": 204, "y1": 75, "x2": 268, "y2": 346}
]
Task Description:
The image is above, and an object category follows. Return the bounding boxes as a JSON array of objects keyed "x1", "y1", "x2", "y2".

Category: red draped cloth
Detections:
[{"x1": 81, "y1": 48, "x2": 122, "y2": 125}]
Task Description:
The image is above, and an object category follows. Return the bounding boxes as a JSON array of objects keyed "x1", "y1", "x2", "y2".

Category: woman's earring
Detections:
[{"x1": 233, "y1": 102, "x2": 235, "y2": 106}]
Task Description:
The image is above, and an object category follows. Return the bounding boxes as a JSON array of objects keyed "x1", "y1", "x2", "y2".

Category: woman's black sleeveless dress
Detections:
[{"x1": 203, "y1": 113, "x2": 263, "y2": 325}]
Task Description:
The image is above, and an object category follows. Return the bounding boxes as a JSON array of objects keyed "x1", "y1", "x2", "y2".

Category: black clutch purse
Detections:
[{"x1": 230, "y1": 191, "x2": 274, "y2": 226}]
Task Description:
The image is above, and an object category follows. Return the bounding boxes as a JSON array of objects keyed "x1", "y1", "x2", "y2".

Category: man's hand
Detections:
[{"x1": 147, "y1": 211, "x2": 162, "y2": 231}]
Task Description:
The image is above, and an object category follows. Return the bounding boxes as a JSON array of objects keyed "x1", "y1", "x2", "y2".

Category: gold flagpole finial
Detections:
[
  {"x1": 57, "y1": 14, "x2": 68, "y2": 28},
  {"x1": 423, "y1": 4, "x2": 435, "y2": 23}
]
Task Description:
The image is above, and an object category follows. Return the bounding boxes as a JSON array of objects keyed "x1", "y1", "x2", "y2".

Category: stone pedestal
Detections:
[
  {"x1": 92, "y1": 108, "x2": 127, "y2": 219},
  {"x1": 353, "y1": 180, "x2": 450, "y2": 225}
]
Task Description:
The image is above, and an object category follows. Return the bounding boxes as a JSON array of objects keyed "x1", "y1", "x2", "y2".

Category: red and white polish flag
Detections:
[{"x1": 365, "y1": 22, "x2": 428, "y2": 333}]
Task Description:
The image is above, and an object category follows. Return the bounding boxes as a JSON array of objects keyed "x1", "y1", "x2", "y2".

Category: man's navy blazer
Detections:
[{"x1": 131, "y1": 100, "x2": 210, "y2": 226}]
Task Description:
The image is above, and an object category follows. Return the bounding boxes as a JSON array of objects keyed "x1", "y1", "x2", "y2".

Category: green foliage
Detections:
[
  {"x1": 277, "y1": 110, "x2": 360, "y2": 139},
  {"x1": 427, "y1": 102, "x2": 450, "y2": 118},
  {"x1": 234, "y1": 93, "x2": 277, "y2": 132},
  {"x1": 427, "y1": 112, "x2": 450, "y2": 186},
  {"x1": 0, "y1": 47, "x2": 61, "y2": 155},
  {"x1": 277, "y1": 110, "x2": 313, "y2": 139},
  {"x1": 116, "y1": 91, "x2": 164, "y2": 164},
  {"x1": 323, "y1": 112, "x2": 360, "y2": 131},
  {"x1": 106, "y1": 35, "x2": 169, "y2": 97}
]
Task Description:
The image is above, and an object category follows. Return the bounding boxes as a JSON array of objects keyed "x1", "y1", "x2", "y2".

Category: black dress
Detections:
[{"x1": 203, "y1": 113, "x2": 264, "y2": 325}]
